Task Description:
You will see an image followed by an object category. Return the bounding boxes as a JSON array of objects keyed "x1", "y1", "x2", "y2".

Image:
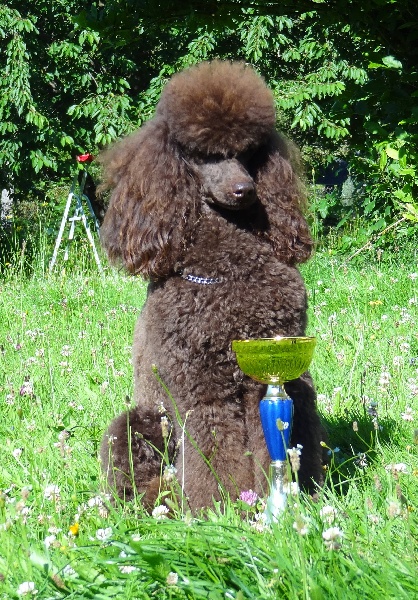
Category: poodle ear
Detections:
[
  {"x1": 98, "y1": 118, "x2": 198, "y2": 277},
  {"x1": 255, "y1": 132, "x2": 313, "y2": 264}
]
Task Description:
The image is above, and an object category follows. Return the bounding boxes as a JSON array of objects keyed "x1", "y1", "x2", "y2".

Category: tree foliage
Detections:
[{"x1": 0, "y1": 0, "x2": 417, "y2": 241}]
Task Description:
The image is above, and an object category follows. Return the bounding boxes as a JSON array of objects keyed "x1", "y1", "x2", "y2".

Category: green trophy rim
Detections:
[
  {"x1": 232, "y1": 336, "x2": 316, "y2": 384},
  {"x1": 232, "y1": 336, "x2": 316, "y2": 349}
]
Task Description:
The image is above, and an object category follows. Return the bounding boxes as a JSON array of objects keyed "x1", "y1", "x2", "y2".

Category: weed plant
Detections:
[{"x1": 0, "y1": 244, "x2": 417, "y2": 599}]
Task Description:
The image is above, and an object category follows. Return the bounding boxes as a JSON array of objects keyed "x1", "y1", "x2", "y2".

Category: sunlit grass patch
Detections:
[{"x1": 0, "y1": 251, "x2": 417, "y2": 598}]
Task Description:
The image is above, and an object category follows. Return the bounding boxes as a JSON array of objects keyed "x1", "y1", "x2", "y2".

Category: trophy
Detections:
[{"x1": 232, "y1": 336, "x2": 316, "y2": 522}]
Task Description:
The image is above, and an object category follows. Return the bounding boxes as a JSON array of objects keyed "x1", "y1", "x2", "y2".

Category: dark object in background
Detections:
[
  {"x1": 78, "y1": 171, "x2": 108, "y2": 225},
  {"x1": 315, "y1": 159, "x2": 348, "y2": 192}
]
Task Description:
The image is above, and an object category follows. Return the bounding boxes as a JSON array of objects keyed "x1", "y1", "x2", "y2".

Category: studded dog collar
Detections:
[{"x1": 180, "y1": 273, "x2": 222, "y2": 285}]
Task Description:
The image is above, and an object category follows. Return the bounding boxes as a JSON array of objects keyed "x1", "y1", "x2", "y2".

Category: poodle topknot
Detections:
[
  {"x1": 157, "y1": 60, "x2": 276, "y2": 155},
  {"x1": 99, "y1": 59, "x2": 326, "y2": 511}
]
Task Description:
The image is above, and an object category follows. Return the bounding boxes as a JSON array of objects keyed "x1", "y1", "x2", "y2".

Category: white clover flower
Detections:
[
  {"x1": 163, "y1": 464, "x2": 178, "y2": 484},
  {"x1": 44, "y1": 484, "x2": 60, "y2": 501},
  {"x1": 96, "y1": 527, "x2": 113, "y2": 541},
  {"x1": 17, "y1": 581, "x2": 38, "y2": 596},
  {"x1": 44, "y1": 534, "x2": 56, "y2": 548},
  {"x1": 48, "y1": 526, "x2": 62, "y2": 534},
  {"x1": 19, "y1": 379, "x2": 34, "y2": 396},
  {"x1": 250, "y1": 512, "x2": 267, "y2": 532},
  {"x1": 58, "y1": 430, "x2": 70, "y2": 442},
  {"x1": 399, "y1": 310, "x2": 412, "y2": 324},
  {"x1": 385, "y1": 463, "x2": 408, "y2": 474},
  {"x1": 319, "y1": 505, "x2": 338, "y2": 524},
  {"x1": 387, "y1": 501, "x2": 402, "y2": 518},
  {"x1": 62, "y1": 565, "x2": 77, "y2": 578},
  {"x1": 401, "y1": 407, "x2": 414, "y2": 421},
  {"x1": 166, "y1": 572, "x2": 179, "y2": 585},
  {"x1": 407, "y1": 379, "x2": 418, "y2": 396},
  {"x1": 119, "y1": 565, "x2": 137, "y2": 574},
  {"x1": 322, "y1": 526, "x2": 344, "y2": 550},
  {"x1": 152, "y1": 505, "x2": 169, "y2": 519},
  {"x1": 378, "y1": 371, "x2": 391, "y2": 386},
  {"x1": 88, "y1": 495, "x2": 104, "y2": 508},
  {"x1": 12, "y1": 448, "x2": 23, "y2": 459},
  {"x1": 368, "y1": 514, "x2": 381, "y2": 525},
  {"x1": 293, "y1": 517, "x2": 309, "y2": 535},
  {"x1": 283, "y1": 482, "x2": 300, "y2": 496}
]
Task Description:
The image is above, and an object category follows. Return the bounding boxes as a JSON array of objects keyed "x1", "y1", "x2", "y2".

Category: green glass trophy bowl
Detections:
[
  {"x1": 232, "y1": 336, "x2": 316, "y2": 522},
  {"x1": 232, "y1": 336, "x2": 316, "y2": 385}
]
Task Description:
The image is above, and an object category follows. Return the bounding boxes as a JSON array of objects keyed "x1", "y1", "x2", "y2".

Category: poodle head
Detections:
[
  {"x1": 99, "y1": 60, "x2": 312, "y2": 276},
  {"x1": 157, "y1": 60, "x2": 276, "y2": 157}
]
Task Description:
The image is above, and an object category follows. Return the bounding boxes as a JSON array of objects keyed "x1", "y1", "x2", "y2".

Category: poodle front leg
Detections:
[{"x1": 100, "y1": 406, "x2": 176, "y2": 506}]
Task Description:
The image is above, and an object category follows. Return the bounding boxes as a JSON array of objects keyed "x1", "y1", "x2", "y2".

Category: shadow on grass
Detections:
[{"x1": 321, "y1": 410, "x2": 408, "y2": 495}]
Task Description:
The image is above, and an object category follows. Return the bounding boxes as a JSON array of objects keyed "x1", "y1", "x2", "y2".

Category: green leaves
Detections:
[
  {"x1": 0, "y1": 0, "x2": 417, "y2": 254},
  {"x1": 240, "y1": 15, "x2": 275, "y2": 62},
  {"x1": 0, "y1": 2, "x2": 139, "y2": 196},
  {"x1": 187, "y1": 28, "x2": 216, "y2": 60},
  {"x1": 369, "y1": 55, "x2": 403, "y2": 70}
]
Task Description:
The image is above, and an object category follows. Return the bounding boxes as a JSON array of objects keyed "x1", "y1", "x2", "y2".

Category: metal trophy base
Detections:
[{"x1": 265, "y1": 460, "x2": 288, "y2": 523}]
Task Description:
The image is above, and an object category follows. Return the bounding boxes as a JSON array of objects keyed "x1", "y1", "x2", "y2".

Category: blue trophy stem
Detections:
[{"x1": 259, "y1": 385, "x2": 293, "y2": 461}]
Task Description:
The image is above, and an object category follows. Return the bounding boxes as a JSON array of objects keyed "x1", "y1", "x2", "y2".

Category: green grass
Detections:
[{"x1": 0, "y1": 248, "x2": 417, "y2": 599}]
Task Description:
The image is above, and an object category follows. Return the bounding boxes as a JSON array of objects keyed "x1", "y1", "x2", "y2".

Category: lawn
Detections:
[{"x1": 0, "y1": 248, "x2": 417, "y2": 599}]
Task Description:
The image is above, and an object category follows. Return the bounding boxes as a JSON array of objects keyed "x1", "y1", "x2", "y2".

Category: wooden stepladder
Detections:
[{"x1": 49, "y1": 154, "x2": 103, "y2": 273}]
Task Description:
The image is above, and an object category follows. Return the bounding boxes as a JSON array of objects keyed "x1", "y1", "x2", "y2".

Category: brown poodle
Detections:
[{"x1": 99, "y1": 60, "x2": 325, "y2": 511}]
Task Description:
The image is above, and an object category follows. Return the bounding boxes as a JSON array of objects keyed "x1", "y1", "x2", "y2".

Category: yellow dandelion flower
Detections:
[{"x1": 69, "y1": 522, "x2": 79, "y2": 536}]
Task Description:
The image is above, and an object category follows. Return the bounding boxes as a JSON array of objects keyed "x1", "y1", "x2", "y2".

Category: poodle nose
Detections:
[{"x1": 233, "y1": 182, "x2": 256, "y2": 204}]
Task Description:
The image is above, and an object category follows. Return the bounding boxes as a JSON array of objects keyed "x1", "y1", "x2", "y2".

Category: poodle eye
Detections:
[
  {"x1": 188, "y1": 152, "x2": 223, "y2": 165},
  {"x1": 208, "y1": 153, "x2": 227, "y2": 163},
  {"x1": 236, "y1": 148, "x2": 257, "y2": 167}
]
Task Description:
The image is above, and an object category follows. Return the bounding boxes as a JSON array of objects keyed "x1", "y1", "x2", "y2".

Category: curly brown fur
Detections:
[{"x1": 99, "y1": 60, "x2": 326, "y2": 511}]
